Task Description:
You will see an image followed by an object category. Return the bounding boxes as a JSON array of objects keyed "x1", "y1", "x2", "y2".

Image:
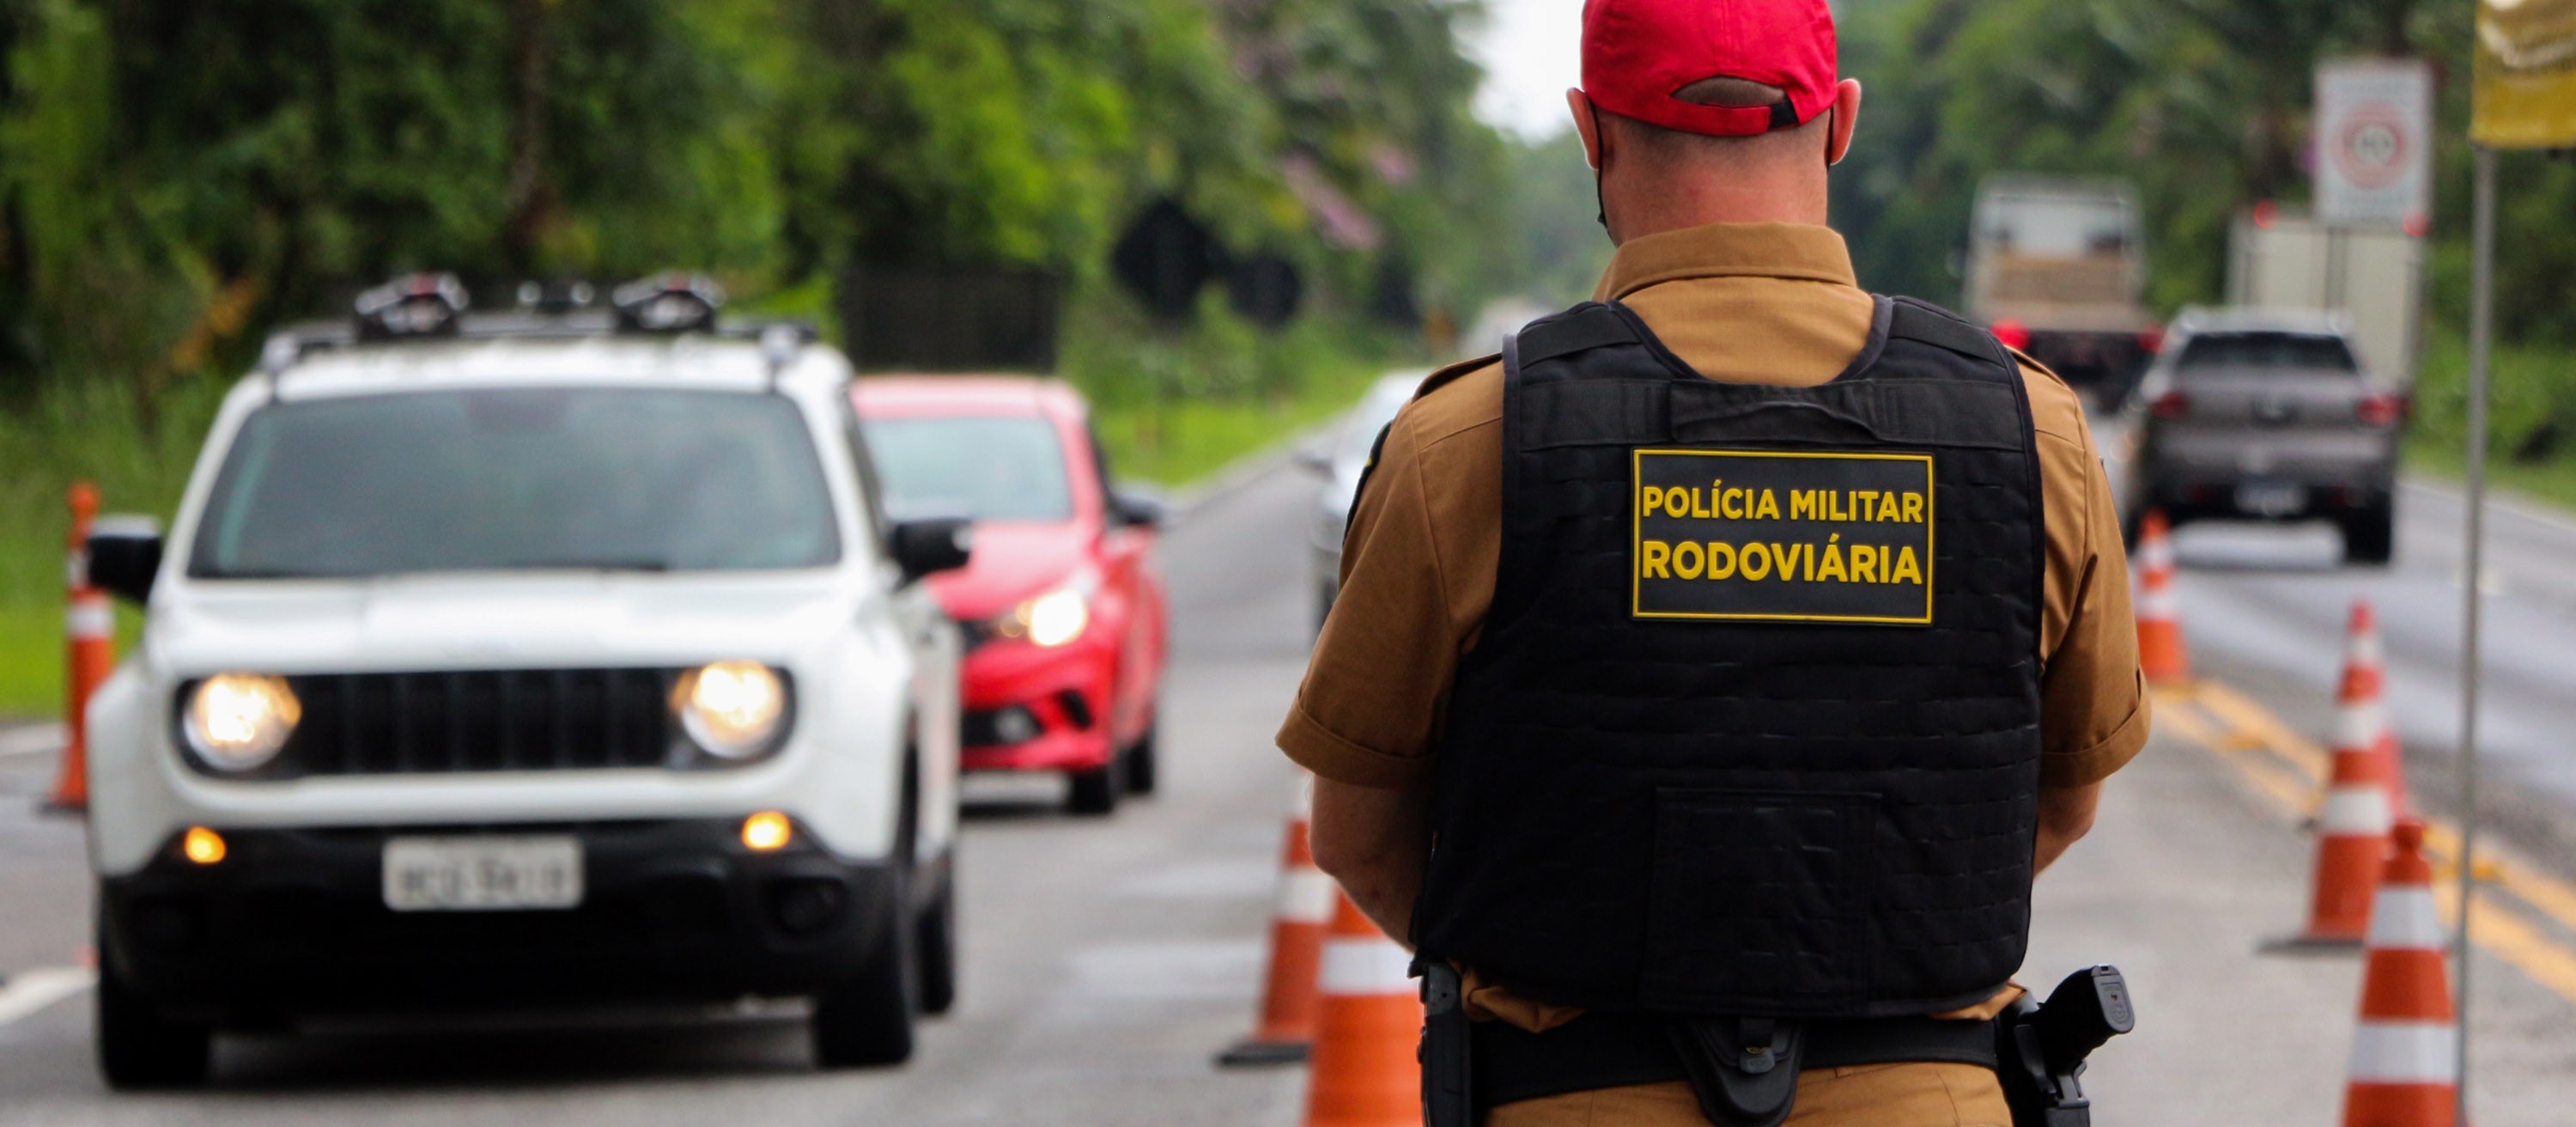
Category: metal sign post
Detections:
[
  {"x1": 2452, "y1": 143, "x2": 2495, "y2": 1125},
  {"x1": 2463, "y1": 3, "x2": 2576, "y2": 1118}
]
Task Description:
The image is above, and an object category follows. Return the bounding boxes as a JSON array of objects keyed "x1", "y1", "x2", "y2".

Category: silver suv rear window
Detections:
[{"x1": 2174, "y1": 332, "x2": 2357, "y2": 375}]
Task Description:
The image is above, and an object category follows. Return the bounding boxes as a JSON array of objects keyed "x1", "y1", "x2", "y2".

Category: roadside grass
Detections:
[
  {"x1": 2403, "y1": 326, "x2": 2576, "y2": 512},
  {"x1": 0, "y1": 375, "x2": 239, "y2": 719},
  {"x1": 1061, "y1": 292, "x2": 1422, "y2": 488},
  {"x1": 1087, "y1": 355, "x2": 1400, "y2": 488}
]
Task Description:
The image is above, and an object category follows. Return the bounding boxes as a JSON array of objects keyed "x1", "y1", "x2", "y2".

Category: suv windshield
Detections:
[
  {"x1": 191, "y1": 388, "x2": 841, "y2": 578},
  {"x1": 861, "y1": 414, "x2": 1073, "y2": 522},
  {"x1": 2176, "y1": 332, "x2": 2357, "y2": 375}
]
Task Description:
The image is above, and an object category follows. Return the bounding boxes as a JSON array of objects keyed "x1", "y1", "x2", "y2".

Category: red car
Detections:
[{"x1": 852, "y1": 377, "x2": 1169, "y2": 815}]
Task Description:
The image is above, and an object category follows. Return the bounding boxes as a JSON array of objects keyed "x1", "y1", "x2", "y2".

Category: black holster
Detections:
[
  {"x1": 1421, "y1": 963, "x2": 1472, "y2": 1127},
  {"x1": 1996, "y1": 966, "x2": 2136, "y2": 1127},
  {"x1": 1666, "y1": 1017, "x2": 1807, "y2": 1127}
]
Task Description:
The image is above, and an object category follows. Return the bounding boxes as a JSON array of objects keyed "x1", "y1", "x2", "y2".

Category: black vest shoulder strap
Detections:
[
  {"x1": 1883, "y1": 296, "x2": 2015, "y2": 373},
  {"x1": 1511, "y1": 302, "x2": 1641, "y2": 367}
]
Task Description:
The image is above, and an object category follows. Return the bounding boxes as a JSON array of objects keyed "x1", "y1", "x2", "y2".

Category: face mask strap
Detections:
[{"x1": 1591, "y1": 101, "x2": 1611, "y2": 238}]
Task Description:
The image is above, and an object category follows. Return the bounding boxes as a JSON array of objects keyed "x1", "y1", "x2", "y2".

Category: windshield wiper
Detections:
[
  {"x1": 200, "y1": 559, "x2": 675, "y2": 580},
  {"x1": 197, "y1": 567, "x2": 332, "y2": 580}
]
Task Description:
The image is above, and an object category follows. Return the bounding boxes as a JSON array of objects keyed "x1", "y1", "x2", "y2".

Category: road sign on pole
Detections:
[
  {"x1": 2473, "y1": 0, "x2": 2576, "y2": 149},
  {"x1": 2314, "y1": 58, "x2": 2433, "y2": 229}
]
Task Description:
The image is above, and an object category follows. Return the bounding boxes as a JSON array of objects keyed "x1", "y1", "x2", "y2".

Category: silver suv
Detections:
[{"x1": 2123, "y1": 308, "x2": 2403, "y2": 564}]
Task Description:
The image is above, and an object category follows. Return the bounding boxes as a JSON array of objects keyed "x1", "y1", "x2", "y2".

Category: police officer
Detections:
[{"x1": 1276, "y1": 0, "x2": 2150, "y2": 1123}]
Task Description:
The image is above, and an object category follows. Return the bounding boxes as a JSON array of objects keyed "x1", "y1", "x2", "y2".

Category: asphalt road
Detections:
[
  {"x1": 2096, "y1": 406, "x2": 2576, "y2": 862},
  {"x1": 0, "y1": 417, "x2": 2573, "y2": 1124}
]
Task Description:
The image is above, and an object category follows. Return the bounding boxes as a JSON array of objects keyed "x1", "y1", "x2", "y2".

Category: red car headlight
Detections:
[{"x1": 987, "y1": 574, "x2": 1098, "y2": 648}]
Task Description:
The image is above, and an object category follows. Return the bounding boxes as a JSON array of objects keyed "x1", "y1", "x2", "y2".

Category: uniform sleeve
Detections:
[
  {"x1": 1275, "y1": 411, "x2": 1461, "y2": 789},
  {"x1": 2035, "y1": 417, "x2": 2151, "y2": 788}
]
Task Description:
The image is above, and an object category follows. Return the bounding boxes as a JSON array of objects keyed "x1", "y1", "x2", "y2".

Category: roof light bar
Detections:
[
  {"x1": 515, "y1": 279, "x2": 597, "y2": 313},
  {"x1": 612, "y1": 272, "x2": 725, "y2": 334},
  {"x1": 354, "y1": 272, "x2": 469, "y2": 340},
  {"x1": 258, "y1": 333, "x2": 302, "y2": 376},
  {"x1": 761, "y1": 323, "x2": 806, "y2": 378}
]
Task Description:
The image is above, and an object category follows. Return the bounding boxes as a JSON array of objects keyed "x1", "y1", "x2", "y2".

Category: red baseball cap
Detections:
[{"x1": 1582, "y1": 0, "x2": 1838, "y2": 137}]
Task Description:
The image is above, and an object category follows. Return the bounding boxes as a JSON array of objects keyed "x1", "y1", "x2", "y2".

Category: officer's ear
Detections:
[
  {"x1": 1824, "y1": 78, "x2": 1862, "y2": 168},
  {"x1": 1569, "y1": 88, "x2": 1605, "y2": 171}
]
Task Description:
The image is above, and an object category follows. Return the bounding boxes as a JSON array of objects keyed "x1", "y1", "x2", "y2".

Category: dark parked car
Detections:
[{"x1": 2123, "y1": 308, "x2": 2404, "y2": 564}]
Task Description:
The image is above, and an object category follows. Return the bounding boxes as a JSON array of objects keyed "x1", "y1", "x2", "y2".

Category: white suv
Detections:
[{"x1": 77, "y1": 275, "x2": 970, "y2": 1087}]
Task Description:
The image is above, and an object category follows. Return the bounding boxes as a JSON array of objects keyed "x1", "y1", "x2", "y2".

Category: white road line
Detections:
[
  {"x1": 0, "y1": 724, "x2": 65, "y2": 760},
  {"x1": 0, "y1": 966, "x2": 94, "y2": 1029},
  {"x1": 2403, "y1": 476, "x2": 2576, "y2": 539}
]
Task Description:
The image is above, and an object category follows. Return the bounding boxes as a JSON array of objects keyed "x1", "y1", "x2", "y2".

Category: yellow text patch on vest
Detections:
[{"x1": 1631, "y1": 449, "x2": 1935, "y2": 625}]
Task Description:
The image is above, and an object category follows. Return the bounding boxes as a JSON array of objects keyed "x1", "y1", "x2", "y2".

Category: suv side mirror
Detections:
[
  {"x1": 889, "y1": 519, "x2": 973, "y2": 586},
  {"x1": 88, "y1": 516, "x2": 164, "y2": 605},
  {"x1": 1110, "y1": 490, "x2": 1166, "y2": 530}
]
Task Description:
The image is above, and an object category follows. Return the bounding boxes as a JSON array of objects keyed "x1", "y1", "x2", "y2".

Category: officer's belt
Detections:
[{"x1": 1472, "y1": 1010, "x2": 2001, "y2": 1112}]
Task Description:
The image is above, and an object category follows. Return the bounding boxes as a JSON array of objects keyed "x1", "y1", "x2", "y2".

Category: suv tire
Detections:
[
  {"x1": 915, "y1": 868, "x2": 957, "y2": 1016},
  {"x1": 811, "y1": 869, "x2": 919, "y2": 1068},
  {"x1": 2342, "y1": 503, "x2": 2396, "y2": 566},
  {"x1": 95, "y1": 917, "x2": 211, "y2": 1089}
]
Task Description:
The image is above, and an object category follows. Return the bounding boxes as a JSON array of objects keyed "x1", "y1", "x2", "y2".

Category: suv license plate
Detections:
[
  {"x1": 383, "y1": 836, "x2": 582, "y2": 911},
  {"x1": 2235, "y1": 482, "x2": 2306, "y2": 517}
]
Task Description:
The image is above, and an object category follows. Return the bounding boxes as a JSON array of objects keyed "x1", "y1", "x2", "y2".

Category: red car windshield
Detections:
[{"x1": 861, "y1": 413, "x2": 1074, "y2": 523}]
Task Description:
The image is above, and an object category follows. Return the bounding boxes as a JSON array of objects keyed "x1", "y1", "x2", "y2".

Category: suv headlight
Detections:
[
  {"x1": 672, "y1": 661, "x2": 791, "y2": 761},
  {"x1": 988, "y1": 573, "x2": 1097, "y2": 649},
  {"x1": 182, "y1": 673, "x2": 301, "y2": 771}
]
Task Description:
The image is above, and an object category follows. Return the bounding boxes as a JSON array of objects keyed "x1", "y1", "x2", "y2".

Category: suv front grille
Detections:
[{"x1": 197, "y1": 668, "x2": 684, "y2": 778}]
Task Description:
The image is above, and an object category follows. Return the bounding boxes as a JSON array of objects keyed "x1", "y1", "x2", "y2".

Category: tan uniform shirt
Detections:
[
  {"x1": 1275, "y1": 222, "x2": 2150, "y2": 1124},
  {"x1": 1280, "y1": 222, "x2": 2148, "y2": 789}
]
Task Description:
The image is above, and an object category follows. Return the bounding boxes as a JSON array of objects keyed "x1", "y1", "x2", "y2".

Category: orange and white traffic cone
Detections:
[
  {"x1": 1219, "y1": 774, "x2": 1333, "y2": 1066},
  {"x1": 1300, "y1": 892, "x2": 1421, "y2": 1127},
  {"x1": 2281, "y1": 725, "x2": 2395, "y2": 948},
  {"x1": 2342, "y1": 819, "x2": 2458, "y2": 1127},
  {"x1": 2332, "y1": 600, "x2": 2413, "y2": 817},
  {"x1": 2133, "y1": 509, "x2": 2190, "y2": 685},
  {"x1": 46, "y1": 483, "x2": 110, "y2": 813}
]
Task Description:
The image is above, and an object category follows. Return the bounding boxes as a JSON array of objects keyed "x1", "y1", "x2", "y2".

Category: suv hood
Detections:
[{"x1": 148, "y1": 571, "x2": 859, "y2": 674}]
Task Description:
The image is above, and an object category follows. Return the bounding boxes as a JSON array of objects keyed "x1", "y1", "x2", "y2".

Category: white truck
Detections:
[
  {"x1": 2225, "y1": 209, "x2": 2426, "y2": 385},
  {"x1": 1965, "y1": 175, "x2": 2160, "y2": 408}
]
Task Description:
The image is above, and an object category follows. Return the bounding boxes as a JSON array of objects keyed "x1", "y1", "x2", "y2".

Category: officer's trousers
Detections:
[{"x1": 1487, "y1": 1062, "x2": 2012, "y2": 1127}]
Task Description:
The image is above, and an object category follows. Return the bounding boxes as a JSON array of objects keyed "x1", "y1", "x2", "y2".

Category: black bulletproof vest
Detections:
[{"x1": 1415, "y1": 296, "x2": 2046, "y2": 1020}]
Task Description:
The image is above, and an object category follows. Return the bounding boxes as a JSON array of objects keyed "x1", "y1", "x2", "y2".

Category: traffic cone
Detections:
[
  {"x1": 2342, "y1": 819, "x2": 2458, "y2": 1127},
  {"x1": 2332, "y1": 600, "x2": 2413, "y2": 817},
  {"x1": 2281, "y1": 728, "x2": 2395, "y2": 948},
  {"x1": 46, "y1": 484, "x2": 110, "y2": 813},
  {"x1": 1299, "y1": 892, "x2": 1421, "y2": 1127},
  {"x1": 2133, "y1": 509, "x2": 2190, "y2": 685},
  {"x1": 1218, "y1": 774, "x2": 1333, "y2": 1066}
]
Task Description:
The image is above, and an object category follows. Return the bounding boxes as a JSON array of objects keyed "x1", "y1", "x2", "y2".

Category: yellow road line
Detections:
[
  {"x1": 2154, "y1": 679, "x2": 2576, "y2": 1007},
  {"x1": 2152, "y1": 691, "x2": 2322, "y2": 816},
  {"x1": 2191, "y1": 681, "x2": 2330, "y2": 774},
  {"x1": 2435, "y1": 883, "x2": 2576, "y2": 1005},
  {"x1": 2424, "y1": 821, "x2": 2576, "y2": 939},
  {"x1": 2178, "y1": 681, "x2": 2573, "y2": 929}
]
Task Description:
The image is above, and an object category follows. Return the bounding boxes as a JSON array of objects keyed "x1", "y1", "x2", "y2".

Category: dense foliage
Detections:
[
  {"x1": 1832, "y1": 0, "x2": 2576, "y2": 354},
  {"x1": 0, "y1": 0, "x2": 1513, "y2": 399}
]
